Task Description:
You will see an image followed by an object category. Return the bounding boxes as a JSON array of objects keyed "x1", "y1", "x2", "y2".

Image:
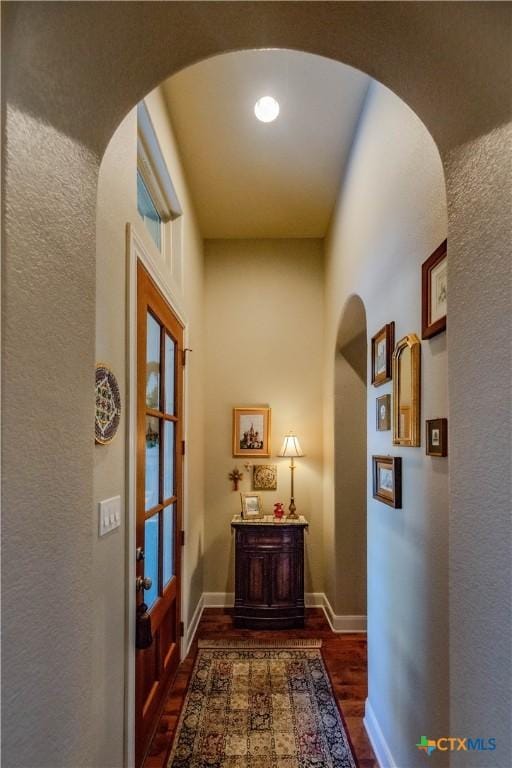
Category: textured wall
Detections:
[
  {"x1": 446, "y1": 123, "x2": 512, "y2": 767},
  {"x1": 3, "y1": 3, "x2": 511, "y2": 767},
  {"x1": 203, "y1": 239, "x2": 325, "y2": 596},
  {"x1": 323, "y1": 81, "x2": 449, "y2": 767}
]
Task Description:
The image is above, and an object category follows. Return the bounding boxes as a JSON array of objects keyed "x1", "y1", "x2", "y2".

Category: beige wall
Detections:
[
  {"x1": 323, "y1": 81, "x2": 449, "y2": 767},
  {"x1": 94, "y1": 87, "x2": 205, "y2": 766},
  {"x1": 203, "y1": 239, "x2": 324, "y2": 596}
]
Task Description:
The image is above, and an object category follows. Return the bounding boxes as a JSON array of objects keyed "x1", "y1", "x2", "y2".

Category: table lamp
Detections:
[{"x1": 278, "y1": 432, "x2": 304, "y2": 519}]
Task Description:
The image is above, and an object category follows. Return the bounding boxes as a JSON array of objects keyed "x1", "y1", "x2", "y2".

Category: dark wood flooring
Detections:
[{"x1": 144, "y1": 607, "x2": 377, "y2": 768}]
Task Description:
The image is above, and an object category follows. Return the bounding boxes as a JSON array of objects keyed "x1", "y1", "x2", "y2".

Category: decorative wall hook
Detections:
[{"x1": 228, "y1": 467, "x2": 243, "y2": 491}]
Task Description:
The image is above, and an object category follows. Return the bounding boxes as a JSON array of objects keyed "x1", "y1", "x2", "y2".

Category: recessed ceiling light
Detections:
[{"x1": 254, "y1": 96, "x2": 280, "y2": 123}]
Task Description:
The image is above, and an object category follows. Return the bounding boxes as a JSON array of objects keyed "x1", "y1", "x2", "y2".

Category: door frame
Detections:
[{"x1": 125, "y1": 223, "x2": 189, "y2": 768}]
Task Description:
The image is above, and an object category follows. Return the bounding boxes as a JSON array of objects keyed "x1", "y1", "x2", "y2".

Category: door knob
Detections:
[
  {"x1": 136, "y1": 576, "x2": 152, "y2": 592},
  {"x1": 136, "y1": 547, "x2": 145, "y2": 561}
]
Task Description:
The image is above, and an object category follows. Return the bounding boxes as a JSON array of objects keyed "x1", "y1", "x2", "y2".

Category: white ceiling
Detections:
[{"x1": 162, "y1": 50, "x2": 370, "y2": 239}]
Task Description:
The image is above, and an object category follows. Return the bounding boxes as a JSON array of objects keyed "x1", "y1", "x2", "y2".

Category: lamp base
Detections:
[{"x1": 286, "y1": 498, "x2": 299, "y2": 520}]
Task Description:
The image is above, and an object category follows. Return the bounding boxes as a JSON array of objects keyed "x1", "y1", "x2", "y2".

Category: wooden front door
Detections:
[{"x1": 136, "y1": 261, "x2": 184, "y2": 767}]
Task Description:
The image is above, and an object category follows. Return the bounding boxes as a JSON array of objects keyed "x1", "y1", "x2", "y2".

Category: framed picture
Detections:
[
  {"x1": 422, "y1": 240, "x2": 447, "y2": 339},
  {"x1": 426, "y1": 418, "x2": 448, "y2": 457},
  {"x1": 240, "y1": 493, "x2": 263, "y2": 519},
  {"x1": 372, "y1": 455, "x2": 402, "y2": 508},
  {"x1": 253, "y1": 464, "x2": 278, "y2": 491},
  {"x1": 371, "y1": 322, "x2": 395, "y2": 386},
  {"x1": 233, "y1": 406, "x2": 271, "y2": 457},
  {"x1": 376, "y1": 394, "x2": 391, "y2": 431}
]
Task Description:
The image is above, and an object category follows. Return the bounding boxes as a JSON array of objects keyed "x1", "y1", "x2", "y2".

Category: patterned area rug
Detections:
[{"x1": 167, "y1": 639, "x2": 357, "y2": 768}]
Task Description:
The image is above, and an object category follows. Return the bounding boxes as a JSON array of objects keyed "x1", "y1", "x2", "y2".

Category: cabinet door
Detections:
[
  {"x1": 271, "y1": 551, "x2": 296, "y2": 606},
  {"x1": 243, "y1": 552, "x2": 267, "y2": 605}
]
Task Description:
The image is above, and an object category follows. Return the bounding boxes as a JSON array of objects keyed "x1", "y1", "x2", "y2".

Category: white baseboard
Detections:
[
  {"x1": 305, "y1": 592, "x2": 325, "y2": 607},
  {"x1": 364, "y1": 698, "x2": 398, "y2": 768},
  {"x1": 322, "y1": 594, "x2": 367, "y2": 633},
  {"x1": 184, "y1": 593, "x2": 204, "y2": 657},
  {"x1": 203, "y1": 591, "x2": 235, "y2": 607},
  {"x1": 197, "y1": 592, "x2": 366, "y2": 633}
]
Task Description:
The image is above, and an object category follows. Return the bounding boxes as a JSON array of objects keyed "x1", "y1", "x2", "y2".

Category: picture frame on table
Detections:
[
  {"x1": 372, "y1": 455, "x2": 402, "y2": 508},
  {"x1": 232, "y1": 406, "x2": 271, "y2": 457},
  {"x1": 422, "y1": 240, "x2": 447, "y2": 339},
  {"x1": 426, "y1": 418, "x2": 448, "y2": 457},
  {"x1": 240, "y1": 493, "x2": 264, "y2": 519},
  {"x1": 371, "y1": 322, "x2": 395, "y2": 386}
]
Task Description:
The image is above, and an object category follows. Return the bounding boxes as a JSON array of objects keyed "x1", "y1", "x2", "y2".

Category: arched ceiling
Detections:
[{"x1": 162, "y1": 50, "x2": 370, "y2": 238}]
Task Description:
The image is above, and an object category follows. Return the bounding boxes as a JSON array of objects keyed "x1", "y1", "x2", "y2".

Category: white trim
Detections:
[
  {"x1": 364, "y1": 698, "x2": 398, "y2": 768},
  {"x1": 197, "y1": 591, "x2": 366, "y2": 633},
  {"x1": 305, "y1": 592, "x2": 325, "y2": 607},
  {"x1": 185, "y1": 594, "x2": 204, "y2": 657},
  {"x1": 322, "y1": 593, "x2": 367, "y2": 633},
  {"x1": 203, "y1": 592, "x2": 235, "y2": 607},
  {"x1": 124, "y1": 223, "x2": 190, "y2": 768}
]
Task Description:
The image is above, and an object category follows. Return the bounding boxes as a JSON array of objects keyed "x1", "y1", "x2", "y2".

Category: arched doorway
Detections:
[
  {"x1": 3, "y1": 5, "x2": 511, "y2": 768},
  {"x1": 333, "y1": 295, "x2": 367, "y2": 621}
]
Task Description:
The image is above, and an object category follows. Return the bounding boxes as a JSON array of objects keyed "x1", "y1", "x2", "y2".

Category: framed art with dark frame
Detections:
[
  {"x1": 372, "y1": 455, "x2": 402, "y2": 508},
  {"x1": 426, "y1": 418, "x2": 448, "y2": 457},
  {"x1": 376, "y1": 394, "x2": 391, "y2": 431},
  {"x1": 232, "y1": 406, "x2": 271, "y2": 458},
  {"x1": 371, "y1": 322, "x2": 395, "y2": 386},
  {"x1": 422, "y1": 240, "x2": 447, "y2": 339}
]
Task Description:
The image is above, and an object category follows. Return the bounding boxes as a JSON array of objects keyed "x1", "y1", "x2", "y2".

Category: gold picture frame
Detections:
[
  {"x1": 240, "y1": 493, "x2": 264, "y2": 519},
  {"x1": 253, "y1": 464, "x2": 278, "y2": 491},
  {"x1": 232, "y1": 406, "x2": 271, "y2": 457},
  {"x1": 392, "y1": 334, "x2": 421, "y2": 447}
]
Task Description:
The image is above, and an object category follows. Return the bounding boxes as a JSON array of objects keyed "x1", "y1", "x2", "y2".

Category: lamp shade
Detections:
[{"x1": 278, "y1": 433, "x2": 304, "y2": 458}]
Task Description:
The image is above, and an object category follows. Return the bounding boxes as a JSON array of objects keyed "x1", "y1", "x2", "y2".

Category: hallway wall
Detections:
[
  {"x1": 323, "y1": 80, "x2": 449, "y2": 767},
  {"x1": 203, "y1": 239, "x2": 324, "y2": 597},
  {"x1": 94, "y1": 88, "x2": 205, "y2": 766}
]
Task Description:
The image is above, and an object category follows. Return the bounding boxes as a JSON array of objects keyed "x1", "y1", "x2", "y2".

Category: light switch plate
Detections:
[{"x1": 99, "y1": 495, "x2": 122, "y2": 536}]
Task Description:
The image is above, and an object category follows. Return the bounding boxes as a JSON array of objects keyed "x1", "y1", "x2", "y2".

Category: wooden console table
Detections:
[{"x1": 231, "y1": 515, "x2": 308, "y2": 629}]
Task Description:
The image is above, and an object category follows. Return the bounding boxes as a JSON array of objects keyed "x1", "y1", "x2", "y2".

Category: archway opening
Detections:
[
  {"x1": 95, "y1": 45, "x2": 449, "y2": 768},
  {"x1": 334, "y1": 295, "x2": 368, "y2": 620}
]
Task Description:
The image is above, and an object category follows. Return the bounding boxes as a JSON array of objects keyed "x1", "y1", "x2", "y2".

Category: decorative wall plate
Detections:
[
  {"x1": 95, "y1": 363, "x2": 121, "y2": 445},
  {"x1": 253, "y1": 464, "x2": 278, "y2": 491}
]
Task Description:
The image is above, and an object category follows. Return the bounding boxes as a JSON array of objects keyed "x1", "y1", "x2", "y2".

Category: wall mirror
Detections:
[{"x1": 393, "y1": 333, "x2": 421, "y2": 446}]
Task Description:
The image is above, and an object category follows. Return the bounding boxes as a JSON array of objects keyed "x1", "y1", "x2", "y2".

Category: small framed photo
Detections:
[
  {"x1": 372, "y1": 455, "x2": 402, "y2": 508},
  {"x1": 240, "y1": 493, "x2": 263, "y2": 519},
  {"x1": 371, "y1": 322, "x2": 395, "y2": 386},
  {"x1": 376, "y1": 394, "x2": 391, "y2": 431},
  {"x1": 253, "y1": 464, "x2": 278, "y2": 491},
  {"x1": 426, "y1": 418, "x2": 448, "y2": 457},
  {"x1": 422, "y1": 240, "x2": 447, "y2": 339},
  {"x1": 232, "y1": 406, "x2": 271, "y2": 457}
]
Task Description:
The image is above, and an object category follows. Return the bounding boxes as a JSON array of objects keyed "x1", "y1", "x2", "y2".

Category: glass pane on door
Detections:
[
  {"x1": 163, "y1": 421, "x2": 175, "y2": 500},
  {"x1": 144, "y1": 515, "x2": 159, "y2": 609},
  {"x1": 145, "y1": 416, "x2": 160, "y2": 511},
  {"x1": 163, "y1": 505, "x2": 175, "y2": 587},
  {"x1": 146, "y1": 313, "x2": 160, "y2": 409}
]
